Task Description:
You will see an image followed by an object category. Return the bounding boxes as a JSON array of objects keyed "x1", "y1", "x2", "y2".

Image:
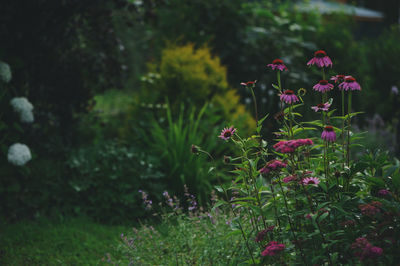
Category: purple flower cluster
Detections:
[
  {"x1": 259, "y1": 160, "x2": 287, "y2": 174},
  {"x1": 378, "y1": 189, "x2": 391, "y2": 196},
  {"x1": 261, "y1": 241, "x2": 285, "y2": 256},
  {"x1": 273, "y1": 139, "x2": 313, "y2": 153},
  {"x1": 138, "y1": 190, "x2": 152, "y2": 210},
  {"x1": 184, "y1": 184, "x2": 198, "y2": 211},
  {"x1": 351, "y1": 237, "x2": 383, "y2": 261},
  {"x1": 282, "y1": 175, "x2": 297, "y2": 183}
]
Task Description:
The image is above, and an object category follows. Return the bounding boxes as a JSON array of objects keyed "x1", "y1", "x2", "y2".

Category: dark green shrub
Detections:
[{"x1": 66, "y1": 140, "x2": 164, "y2": 222}]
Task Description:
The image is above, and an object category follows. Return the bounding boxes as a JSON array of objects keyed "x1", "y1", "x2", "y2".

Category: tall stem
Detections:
[
  {"x1": 347, "y1": 91, "x2": 352, "y2": 166},
  {"x1": 250, "y1": 88, "x2": 258, "y2": 127},
  {"x1": 341, "y1": 90, "x2": 346, "y2": 169}
]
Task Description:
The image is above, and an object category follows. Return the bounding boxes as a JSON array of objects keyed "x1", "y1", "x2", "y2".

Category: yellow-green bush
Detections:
[
  {"x1": 143, "y1": 44, "x2": 228, "y2": 106},
  {"x1": 212, "y1": 89, "x2": 256, "y2": 136}
]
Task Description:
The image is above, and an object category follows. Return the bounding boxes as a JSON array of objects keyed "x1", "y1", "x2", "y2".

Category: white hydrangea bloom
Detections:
[
  {"x1": 0, "y1": 61, "x2": 12, "y2": 83},
  {"x1": 10, "y1": 97, "x2": 34, "y2": 123},
  {"x1": 7, "y1": 143, "x2": 32, "y2": 166}
]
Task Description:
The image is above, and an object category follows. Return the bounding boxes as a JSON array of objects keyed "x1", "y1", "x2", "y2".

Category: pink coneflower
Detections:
[
  {"x1": 218, "y1": 126, "x2": 237, "y2": 140},
  {"x1": 339, "y1": 76, "x2": 361, "y2": 91},
  {"x1": 259, "y1": 160, "x2": 287, "y2": 174},
  {"x1": 261, "y1": 241, "x2": 285, "y2": 256},
  {"x1": 330, "y1": 74, "x2": 345, "y2": 84},
  {"x1": 267, "y1": 59, "x2": 288, "y2": 71},
  {"x1": 280, "y1": 90, "x2": 299, "y2": 104},
  {"x1": 240, "y1": 80, "x2": 257, "y2": 88},
  {"x1": 302, "y1": 177, "x2": 320, "y2": 186},
  {"x1": 313, "y1": 80, "x2": 334, "y2": 93},
  {"x1": 307, "y1": 50, "x2": 332, "y2": 68},
  {"x1": 321, "y1": 125, "x2": 336, "y2": 142},
  {"x1": 311, "y1": 102, "x2": 331, "y2": 112}
]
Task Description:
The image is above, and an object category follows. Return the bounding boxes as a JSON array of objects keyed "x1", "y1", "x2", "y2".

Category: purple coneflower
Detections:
[
  {"x1": 339, "y1": 76, "x2": 361, "y2": 91},
  {"x1": 330, "y1": 74, "x2": 345, "y2": 84},
  {"x1": 240, "y1": 80, "x2": 257, "y2": 88},
  {"x1": 321, "y1": 125, "x2": 336, "y2": 142},
  {"x1": 267, "y1": 59, "x2": 288, "y2": 71},
  {"x1": 302, "y1": 177, "x2": 320, "y2": 186},
  {"x1": 313, "y1": 80, "x2": 334, "y2": 93},
  {"x1": 311, "y1": 102, "x2": 331, "y2": 112},
  {"x1": 218, "y1": 126, "x2": 236, "y2": 140},
  {"x1": 280, "y1": 90, "x2": 299, "y2": 104},
  {"x1": 307, "y1": 50, "x2": 332, "y2": 68}
]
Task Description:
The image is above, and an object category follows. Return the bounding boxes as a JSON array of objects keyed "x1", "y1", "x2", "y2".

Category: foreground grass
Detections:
[{"x1": 0, "y1": 217, "x2": 129, "y2": 265}]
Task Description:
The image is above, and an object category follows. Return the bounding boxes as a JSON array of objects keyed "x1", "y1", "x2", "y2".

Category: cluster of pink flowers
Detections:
[
  {"x1": 351, "y1": 237, "x2": 383, "y2": 261},
  {"x1": 255, "y1": 226, "x2": 275, "y2": 243},
  {"x1": 273, "y1": 138, "x2": 313, "y2": 153},
  {"x1": 282, "y1": 175, "x2": 297, "y2": 183},
  {"x1": 259, "y1": 160, "x2": 287, "y2": 174},
  {"x1": 359, "y1": 201, "x2": 382, "y2": 217},
  {"x1": 261, "y1": 241, "x2": 285, "y2": 256}
]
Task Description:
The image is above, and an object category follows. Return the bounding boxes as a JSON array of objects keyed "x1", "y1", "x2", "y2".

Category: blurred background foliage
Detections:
[{"x1": 0, "y1": 0, "x2": 400, "y2": 223}]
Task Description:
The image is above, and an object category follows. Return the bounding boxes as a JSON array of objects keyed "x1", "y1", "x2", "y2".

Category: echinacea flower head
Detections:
[
  {"x1": 7, "y1": 143, "x2": 32, "y2": 166},
  {"x1": 307, "y1": 50, "x2": 332, "y2": 68},
  {"x1": 311, "y1": 102, "x2": 331, "y2": 112},
  {"x1": 302, "y1": 177, "x2": 320, "y2": 186},
  {"x1": 330, "y1": 74, "x2": 345, "y2": 84},
  {"x1": 313, "y1": 80, "x2": 333, "y2": 93},
  {"x1": 280, "y1": 90, "x2": 299, "y2": 104},
  {"x1": 339, "y1": 76, "x2": 361, "y2": 91},
  {"x1": 218, "y1": 126, "x2": 236, "y2": 140},
  {"x1": 321, "y1": 125, "x2": 336, "y2": 142},
  {"x1": 240, "y1": 80, "x2": 256, "y2": 88},
  {"x1": 267, "y1": 59, "x2": 288, "y2": 71},
  {"x1": 261, "y1": 241, "x2": 285, "y2": 256}
]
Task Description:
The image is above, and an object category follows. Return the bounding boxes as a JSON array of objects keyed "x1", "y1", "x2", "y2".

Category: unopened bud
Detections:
[
  {"x1": 191, "y1": 144, "x2": 200, "y2": 154},
  {"x1": 223, "y1": 155, "x2": 231, "y2": 164}
]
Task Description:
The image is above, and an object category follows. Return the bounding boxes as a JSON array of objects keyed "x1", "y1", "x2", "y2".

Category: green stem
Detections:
[
  {"x1": 341, "y1": 90, "x2": 346, "y2": 169},
  {"x1": 347, "y1": 91, "x2": 352, "y2": 166},
  {"x1": 250, "y1": 88, "x2": 258, "y2": 128}
]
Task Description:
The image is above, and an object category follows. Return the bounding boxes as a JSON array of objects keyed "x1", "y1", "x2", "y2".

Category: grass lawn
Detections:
[{"x1": 0, "y1": 217, "x2": 129, "y2": 265}]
